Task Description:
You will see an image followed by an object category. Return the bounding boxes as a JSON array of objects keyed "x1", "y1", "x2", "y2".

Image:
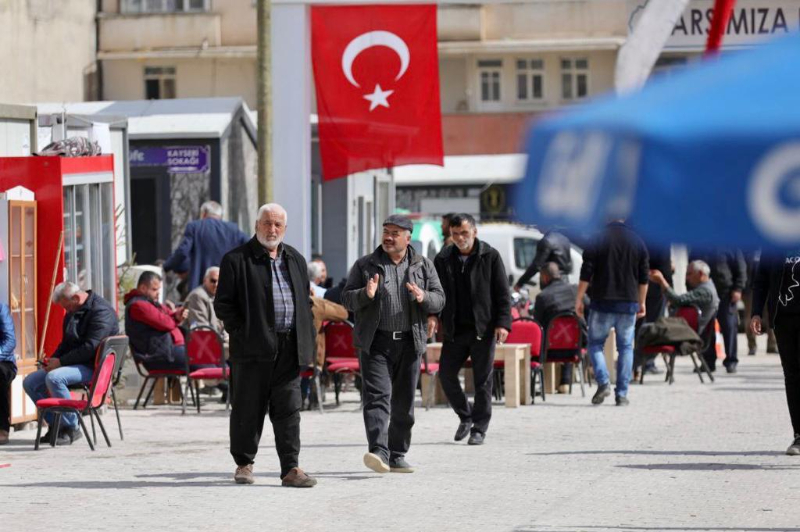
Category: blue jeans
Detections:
[
  {"x1": 23, "y1": 364, "x2": 94, "y2": 430},
  {"x1": 587, "y1": 310, "x2": 637, "y2": 398}
]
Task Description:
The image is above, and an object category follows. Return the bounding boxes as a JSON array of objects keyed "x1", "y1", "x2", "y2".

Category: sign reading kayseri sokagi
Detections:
[
  {"x1": 628, "y1": 0, "x2": 800, "y2": 50},
  {"x1": 130, "y1": 145, "x2": 210, "y2": 174}
]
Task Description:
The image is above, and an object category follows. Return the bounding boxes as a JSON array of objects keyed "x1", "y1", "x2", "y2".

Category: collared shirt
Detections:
[
  {"x1": 269, "y1": 246, "x2": 295, "y2": 332},
  {"x1": 378, "y1": 249, "x2": 412, "y2": 332}
]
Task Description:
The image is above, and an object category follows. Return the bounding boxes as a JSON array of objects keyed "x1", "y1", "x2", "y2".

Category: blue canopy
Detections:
[{"x1": 514, "y1": 32, "x2": 800, "y2": 250}]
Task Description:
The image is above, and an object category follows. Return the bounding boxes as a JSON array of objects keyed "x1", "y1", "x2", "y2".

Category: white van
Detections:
[{"x1": 476, "y1": 222, "x2": 583, "y2": 297}]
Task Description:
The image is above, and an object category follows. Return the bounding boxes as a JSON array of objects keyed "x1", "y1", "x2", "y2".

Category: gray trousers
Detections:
[{"x1": 360, "y1": 332, "x2": 420, "y2": 462}]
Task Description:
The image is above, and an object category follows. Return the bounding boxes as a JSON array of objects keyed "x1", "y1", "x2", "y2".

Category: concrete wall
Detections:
[
  {"x1": 0, "y1": 0, "x2": 97, "y2": 103},
  {"x1": 103, "y1": 58, "x2": 257, "y2": 107},
  {"x1": 483, "y1": 1, "x2": 628, "y2": 40}
]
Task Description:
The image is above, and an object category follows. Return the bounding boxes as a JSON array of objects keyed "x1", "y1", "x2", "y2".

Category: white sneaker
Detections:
[{"x1": 363, "y1": 452, "x2": 390, "y2": 473}]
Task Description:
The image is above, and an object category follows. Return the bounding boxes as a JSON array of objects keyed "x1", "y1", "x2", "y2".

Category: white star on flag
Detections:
[{"x1": 363, "y1": 84, "x2": 394, "y2": 112}]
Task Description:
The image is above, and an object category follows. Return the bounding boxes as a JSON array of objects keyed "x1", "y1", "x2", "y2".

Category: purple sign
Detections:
[{"x1": 130, "y1": 145, "x2": 210, "y2": 174}]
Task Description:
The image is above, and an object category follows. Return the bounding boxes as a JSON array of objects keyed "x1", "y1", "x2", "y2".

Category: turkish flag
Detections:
[{"x1": 311, "y1": 4, "x2": 444, "y2": 181}]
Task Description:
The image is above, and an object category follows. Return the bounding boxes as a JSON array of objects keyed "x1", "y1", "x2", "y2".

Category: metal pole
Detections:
[{"x1": 257, "y1": 0, "x2": 273, "y2": 204}]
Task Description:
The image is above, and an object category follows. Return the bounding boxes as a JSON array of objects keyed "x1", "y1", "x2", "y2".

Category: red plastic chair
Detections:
[
  {"x1": 132, "y1": 349, "x2": 191, "y2": 410},
  {"x1": 34, "y1": 349, "x2": 117, "y2": 451},
  {"x1": 420, "y1": 351, "x2": 439, "y2": 411},
  {"x1": 503, "y1": 318, "x2": 545, "y2": 403},
  {"x1": 323, "y1": 321, "x2": 359, "y2": 405},
  {"x1": 183, "y1": 326, "x2": 228, "y2": 415},
  {"x1": 641, "y1": 306, "x2": 716, "y2": 384},
  {"x1": 544, "y1": 313, "x2": 588, "y2": 397}
]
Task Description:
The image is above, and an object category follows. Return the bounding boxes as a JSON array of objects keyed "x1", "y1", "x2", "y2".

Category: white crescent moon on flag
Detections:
[{"x1": 341, "y1": 30, "x2": 410, "y2": 88}]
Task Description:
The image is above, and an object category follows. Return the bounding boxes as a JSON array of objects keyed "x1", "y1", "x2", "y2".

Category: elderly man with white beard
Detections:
[{"x1": 214, "y1": 203, "x2": 318, "y2": 488}]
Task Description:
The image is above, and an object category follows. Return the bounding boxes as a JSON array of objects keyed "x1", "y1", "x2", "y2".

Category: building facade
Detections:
[{"x1": 0, "y1": 0, "x2": 98, "y2": 103}]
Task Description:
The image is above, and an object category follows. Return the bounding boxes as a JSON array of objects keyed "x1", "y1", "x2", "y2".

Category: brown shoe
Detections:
[
  {"x1": 281, "y1": 467, "x2": 317, "y2": 488},
  {"x1": 234, "y1": 464, "x2": 255, "y2": 485},
  {"x1": 0, "y1": 429, "x2": 8, "y2": 445},
  {"x1": 557, "y1": 384, "x2": 570, "y2": 394}
]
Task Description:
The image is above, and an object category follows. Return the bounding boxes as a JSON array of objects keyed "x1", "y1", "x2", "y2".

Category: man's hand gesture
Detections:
[
  {"x1": 366, "y1": 274, "x2": 380, "y2": 299},
  {"x1": 406, "y1": 282, "x2": 426, "y2": 303}
]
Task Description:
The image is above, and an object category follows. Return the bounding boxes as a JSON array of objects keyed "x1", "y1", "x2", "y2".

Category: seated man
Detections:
[
  {"x1": 23, "y1": 282, "x2": 119, "y2": 446},
  {"x1": 0, "y1": 303, "x2": 16, "y2": 445},
  {"x1": 185, "y1": 266, "x2": 226, "y2": 337},
  {"x1": 185, "y1": 266, "x2": 228, "y2": 400},
  {"x1": 308, "y1": 262, "x2": 327, "y2": 298},
  {"x1": 649, "y1": 260, "x2": 720, "y2": 337},
  {"x1": 124, "y1": 271, "x2": 189, "y2": 371},
  {"x1": 301, "y1": 287, "x2": 349, "y2": 409},
  {"x1": 532, "y1": 262, "x2": 587, "y2": 393}
]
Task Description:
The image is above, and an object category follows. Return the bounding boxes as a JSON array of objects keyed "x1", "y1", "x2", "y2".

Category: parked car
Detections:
[{"x1": 477, "y1": 222, "x2": 583, "y2": 299}]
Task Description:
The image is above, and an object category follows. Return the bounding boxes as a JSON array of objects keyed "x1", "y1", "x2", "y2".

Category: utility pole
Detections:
[{"x1": 257, "y1": 0, "x2": 273, "y2": 204}]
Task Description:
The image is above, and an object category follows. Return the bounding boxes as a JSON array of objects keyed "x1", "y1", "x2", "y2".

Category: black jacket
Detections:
[
  {"x1": 214, "y1": 238, "x2": 316, "y2": 366},
  {"x1": 53, "y1": 291, "x2": 119, "y2": 368},
  {"x1": 752, "y1": 254, "x2": 784, "y2": 329},
  {"x1": 342, "y1": 245, "x2": 445, "y2": 356},
  {"x1": 580, "y1": 222, "x2": 649, "y2": 303},
  {"x1": 434, "y1": 240, "x2": 512, "y2": 341},
  {"x1": 533, "y1": 279, "x2": 582, "y2": 330},
  {"x1": 690, "y1": 249, "x2": 747, "y2": 300},
  {"x1": 517, "y1": 231, "x2": 573, "y2": 286}
]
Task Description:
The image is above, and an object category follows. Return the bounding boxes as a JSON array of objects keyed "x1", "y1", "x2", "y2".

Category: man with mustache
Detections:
[
  {"x1": 214, "y1": 203, "x2": 317, "y2": 488},
  {"x1": 343, "y1": 215, "x2": 445, "y2": 474}
]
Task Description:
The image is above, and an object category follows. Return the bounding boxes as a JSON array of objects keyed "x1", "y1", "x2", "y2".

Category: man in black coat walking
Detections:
[
  {"x1": 215, "y1": 203, "x2": 317, "y2": 488},
  {"x1": 434, "y1": 214, "x2": 511, "y2": 445}
]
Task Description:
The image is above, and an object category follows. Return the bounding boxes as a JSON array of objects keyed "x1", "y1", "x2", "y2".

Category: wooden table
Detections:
[{"x1": 422, "y1": 342, "x2": 532, "y2": 408}]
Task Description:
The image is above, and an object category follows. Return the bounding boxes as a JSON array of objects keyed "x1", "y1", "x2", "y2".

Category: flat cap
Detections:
[{"x1": 382, "y1": 214, "x2": 413, "y2": 231}]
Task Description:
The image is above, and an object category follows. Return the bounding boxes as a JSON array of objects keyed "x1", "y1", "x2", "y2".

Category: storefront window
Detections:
[{"x1": 63, "y1": 183, "x2": 116, "y2": 304}]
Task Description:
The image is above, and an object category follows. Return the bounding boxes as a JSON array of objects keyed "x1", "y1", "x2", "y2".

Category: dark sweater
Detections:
[{"x1": 580, "y1": 222, "x2": 649, "y2": 304}]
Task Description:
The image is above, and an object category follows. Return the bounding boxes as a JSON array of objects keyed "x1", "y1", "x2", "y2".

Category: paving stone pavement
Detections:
[{"x1": 2, "y1": 339, "x2": 800, "y2": 532}]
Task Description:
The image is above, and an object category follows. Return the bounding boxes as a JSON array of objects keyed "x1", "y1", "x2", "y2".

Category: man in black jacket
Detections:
[
  {"x1": 513, "y1": 230, "x2": 573, "y2": 292},
  {"x1": 533, "y1": 262, "x2": 587, "y2": 393},
  {"x1": 215, "y1": 203, "x2": 317, "y2": 488},
  {"x1": 343, "y1": 215, "x2": 445, "y2": 474},
  {"x1": 23, "y1": 282, "x2": 118, "y2": 446},
  {"x1": 751, "y1": 250, "x2": 800, "y2": 455},
  {"x1": 576, "y1": 221, "x2": 649, "y2": 406},
  {"x1": 690, "y1": 249, "x2": 747, "y2": 373},
  {"x1": 434, "y1": 214, "x2": 511, "y2": 445}
]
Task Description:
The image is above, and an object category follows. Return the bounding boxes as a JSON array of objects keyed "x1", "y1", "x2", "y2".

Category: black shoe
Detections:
[
  {"x1": 39, "y1": 430, "x2": 55, "y2": 444},
  {"x1": 389, "y1": 457, "x2": 415, "y2": 473},
  {"x1": 454, "y1": 421, "x2": 472, "y2": 442},
  {"x1": 748, "y1": 347, "x2": 757, "y2": 356},
  {"x1": 467, "y1": 432, "x2": 485, "y2": 445},
  {"x1": 219, "y1": 392, "x2": 228, "y2": 404},
  {"x1": 615, "y1": 395, "x2": 630, "y2": 406},
  {"x1": 725, "y1": 363, "x2": 738, "y2": 374},
  {"x1": 694, "y1": 366, "x2": 716, "y2": 374},
  {"x1": 591, "y1": 384, "x2": 611, "y2": 405},
  {"x1": 787, "y1": 434, "x2": 800, "y2": 456},
  {"x1": 67, "y1": 428, "x2": 83, "y2": 444},
  {"x1": 643, "y1": 365, "x2": 662, "y2": 375}
]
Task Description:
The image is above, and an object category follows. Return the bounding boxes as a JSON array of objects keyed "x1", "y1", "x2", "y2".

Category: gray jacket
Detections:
[{"x1": 343, "y1": 246, "x2": 445, "y2": 356}]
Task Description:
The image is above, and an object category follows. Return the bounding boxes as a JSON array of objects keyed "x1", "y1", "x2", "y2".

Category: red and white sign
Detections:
[{"x1": 311, "y1": 4, "x2": 444, "y2": 181}]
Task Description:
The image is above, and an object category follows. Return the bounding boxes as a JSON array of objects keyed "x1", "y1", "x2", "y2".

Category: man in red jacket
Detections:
[{"x1": 124, "y1": 271, "x2": 189, "y2": 371}]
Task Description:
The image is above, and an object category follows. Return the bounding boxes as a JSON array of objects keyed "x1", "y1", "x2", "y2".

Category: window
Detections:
[
  {"x1": 144, "y1": 67, "x2": 176, "y2": 100},
  {"x1": 561, "y1": 58, "x2": 589, "y2": 100},
  {"x1": 122, "y1": 0, "x2": 209, "y2": 13},
  {"x1": 514, "y1": 238, "x2": 539, "y2": 269},
  {"x1": 477, "y1": 59, "x2": 502, "y2": 102},
  {"x1": 63, "y1": 183, "x2": 116, "y2": 305},
  {"x1": 516, "y1": 59, "x2": 544, "y2": 102}
]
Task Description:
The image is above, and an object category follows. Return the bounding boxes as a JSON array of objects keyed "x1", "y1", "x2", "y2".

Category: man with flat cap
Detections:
[{"x1": 343, "y1": 214, "x2": 445, "y2": 474}]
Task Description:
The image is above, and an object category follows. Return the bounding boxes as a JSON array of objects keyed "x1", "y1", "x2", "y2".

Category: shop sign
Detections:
[
  {"x1": 130, "y1": 145, "x2": 210, "y2": 173},
  {"x1": 628, "y1": 0, "x2": 800, "y2": 50}
]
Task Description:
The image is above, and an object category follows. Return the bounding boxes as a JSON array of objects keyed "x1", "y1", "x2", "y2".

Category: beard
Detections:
[{"x1": 257, "y1": 232, "x2": 282, "y2": 250}]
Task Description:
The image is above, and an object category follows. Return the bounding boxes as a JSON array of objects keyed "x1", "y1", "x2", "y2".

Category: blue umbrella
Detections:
[{"x1": 514, "y1": 32, "x2": 800, "y2": 250}]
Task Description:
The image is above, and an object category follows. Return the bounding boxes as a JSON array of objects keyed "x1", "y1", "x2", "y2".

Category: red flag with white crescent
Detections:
[{"x1": 311, "y1": 4, "x2": 444, "y2": 181}]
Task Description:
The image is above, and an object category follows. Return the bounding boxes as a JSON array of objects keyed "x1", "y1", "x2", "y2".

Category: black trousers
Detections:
[
  {"x1": 0, "y1": 361, "x2": 17, "y2": 431},
  {"x1": 439, "y1": 329, "x2": 495, "y2": 435},
  {"x1": 361, "y1": 332, "x2": 419, "y2": 463},
  {"x1": 774, "y1": 314, "x2": 800, "y2": 436},
  {"x1": 229, "y1": 333, "x2": 301, "y2": 477},
  {"x1": 703, "y1": 294, "x2": 738, "y2": 370}
]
